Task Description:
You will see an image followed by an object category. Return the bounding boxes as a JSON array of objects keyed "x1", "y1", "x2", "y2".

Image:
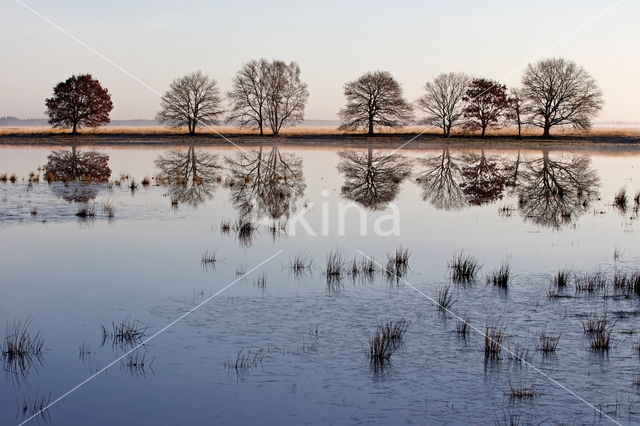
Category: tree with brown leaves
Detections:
[
  {"x1": 45, "y1": 74, "x2": 113, "y2": 134},
  {"x1": 463, "y1": 78, "x2": 508, "y2": 137}
]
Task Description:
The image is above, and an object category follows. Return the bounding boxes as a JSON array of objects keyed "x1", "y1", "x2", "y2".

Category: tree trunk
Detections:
[
  {"x1": 517, "y1": 123, "x2": 522, "y2": 138},
  {"x1": 481, "y1": 125, "x2": 486, "y2": 137},
  {"x1": 368, "y1": 119, "x2": 374, "y2": 136},
  {"x1": 542, "y1": 120, "x2": 551, "y2": 138},
  {"x1": 71, "y1": 122, "x2": 78, "y2": 135},
  {"x1": 259, "y1": 123, "x2": 263, "y2": 136}
]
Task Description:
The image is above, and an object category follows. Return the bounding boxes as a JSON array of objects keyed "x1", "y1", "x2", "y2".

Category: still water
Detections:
[{"x1": 0, "y1": 143, "x2": 639, "y2": 425}]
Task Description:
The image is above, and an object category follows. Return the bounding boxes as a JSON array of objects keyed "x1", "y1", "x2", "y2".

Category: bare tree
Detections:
[
  {"x1": 45, "y1": 74, "x2": 113, "y2": 134},
  {"x1": 521, "y1": 58, "x2": 603, "y2": 137},
  {"x1": 227, "y1": 59, "x2": 270, "y2": 136},
  {"x1": 338, "y1": 71, "x2": 413, "y2": 135},
  {"x1": 517, "y1": 150, "x2": 599, "y2": 227},
  {"x1": 155, "y1": 147, "x2": 221, "y2": 206},
  {"x1": 459, "y1": 150, "x2": 506, "y2": 204},
  {"x1": 225, "y1": 146, "x2": 305, "y2": 220},
  {"x1": 462, "y1": 78, "x2": 508, "y2": 137},
  {"x1": 415, "y1": 148, "x2": 466, "y2": 210},
  {"x1": 337, "y1": 148, "x2": 412, "y2": 210},
  {"x1": 416, "y1": 73, "x2": 470, "y2": 137},
  {"x1": 505, "y1": 89, "x2": 526, "y2": 138},
  {"x1": 264, "y1": 61, "x2": 308, "y2": 136},
  {"x1": 157, "y1": 71, "x2": 223, "y2": 135}
]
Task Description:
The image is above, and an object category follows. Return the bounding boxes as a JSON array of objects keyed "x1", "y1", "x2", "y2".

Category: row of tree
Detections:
[{"x1": 45, "y1": 57, "x2": 603, "y2": 138}]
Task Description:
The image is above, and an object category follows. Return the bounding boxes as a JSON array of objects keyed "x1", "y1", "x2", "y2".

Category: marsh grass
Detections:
[
  {"x1": 574, "y1": 272, "x2": 608, "y2": 293},
  {"x1": 75, "y1": 205, "x2": 96, "y2": 218},
  {"x1": 254, "y1": 272, "x2": 267, "y2": 289},
  {"x1": 487, "y1": 261, "x2": 511, "y2": 288},
  {"x1": 325, "y1": 249, "x2": 346, "y2": 278},
  {"x1": 29, "y1": 207, "x2": 37, "y2": 216},
  {"x1": 612, "y1": 271, "x2": 640, "y2": 294},
  {"x1": 18, "y1": 391, "x2": 51, "y2": 422},
  {"x1": 201, "y1": 249, "x2": 220, "y2": 265},
  {"x1": 219, "y1": 219, "x2": 231, "y2": 235},
  {"x1": 538, "y1": 330, "x2": 560, "y2": 354},
  {"x1": 455, "y1": 314, "x2": 470, "y2": 337},
  {"x1": 0, "y1": 173, "x2": 7, "y2": 182},
  {"x1": 101, "y1": 200, "x2": 115, "y2": 218},
  {"x1": 141, "y1": 176, "x2": 151, "y2": 186},
  {"x1": 9, "y1": 173, "x2": 17, "y2": 183},
  {"x1": 484, "y1": 320, "x2": 505, "y2": 360},
  {"x1": 368, "y1": 319, "x2": 409, "y2": 363},
  {"x1": 506, "y1": 344, "x2": 532, "y2": 363},
  {"x1": 436, "y1": 286, "x2": 456, "y2": 311},
  {"x1": 129, "y1": 179, "x2": 138, "y2": 191},
  {"x1": 582, "y1": 312, "x2": 615, "y2": 352},
  {"x1": 123, "y1": 351, "x2": 154, "y2": 377},
  {"x1": 227, "y1": 349, "x2": 264, "y2": 375},
  {"x1": 385, "y1": 246, "x2": 410, "y2": 279},
  {"x1": 614, "y1": 188, "x2": 628, "y2": 210},
  {"x1": 450, "y1": 252, "x2": 480, "y2": 283},
  {"x1": 507, "y1": 382, "x2": 538, "y2": 399},
  {"x1": 2, "y1": 319, "x2": 44, "y2": 381},
  {"x1": 234, "y1": 218, "x2": 257, "y2": 247},
  {"x1": 553, "y1": 269, "x2": 571, "y2": 288},
  {"x1": 289, "y1": 252, "x2": 313, "y2": 274},
  {"x1": 101, "y1": 318, "x2": 147, "y2": 347}
]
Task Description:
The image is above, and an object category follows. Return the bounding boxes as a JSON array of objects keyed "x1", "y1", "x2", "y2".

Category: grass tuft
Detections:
[
  {"x1": 487, "y1": 261, "x2": 511, "y2": 288},
  {"x1": 450, "y1": 251, "x2": 480, "y2": 283}
]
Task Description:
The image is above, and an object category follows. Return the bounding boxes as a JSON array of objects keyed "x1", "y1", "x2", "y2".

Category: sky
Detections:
[{"x1": 0, "y1": 0, "x2": 638, "y2": 122}]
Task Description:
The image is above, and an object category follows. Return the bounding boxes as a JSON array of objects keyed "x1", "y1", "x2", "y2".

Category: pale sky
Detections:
[{"x1": 0, "y1": 0, "x2": 638, "y2": 122}]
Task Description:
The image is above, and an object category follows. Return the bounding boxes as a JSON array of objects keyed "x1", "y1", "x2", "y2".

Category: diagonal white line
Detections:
[
  {"x1": 355, "y1": 250, "x2": 622, "y2": 426},
  {"x1": 17, "y1": 250, "x2": 283, "y2": 426}
]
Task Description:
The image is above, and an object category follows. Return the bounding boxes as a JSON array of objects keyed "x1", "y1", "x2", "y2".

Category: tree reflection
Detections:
[
  {"x1": 337, "y1": 147, "x2": 412, "y2": 211},
  {"x1": 516, "y1": 150, "x2": 599, "y2": 227},
  {"x1": 225, "y1": 145, "x2": 305, "y2": 221},
  {"x1": 415, "y1": 148, "x2": 466, "y2": 210},
  {"x1": 45, "y1": 146, "x2": 111, "y2": 202},
  {"x1": 460, "y1": 150, "x2": 506, "y2": 205},
  {"x1": 155, "y1": 146, "x2": 221, "y2": 207}
]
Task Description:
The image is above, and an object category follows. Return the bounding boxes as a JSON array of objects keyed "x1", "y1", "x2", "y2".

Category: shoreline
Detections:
[{"x1": 1, "y1": 132, "x2": 640, "y2": 152}]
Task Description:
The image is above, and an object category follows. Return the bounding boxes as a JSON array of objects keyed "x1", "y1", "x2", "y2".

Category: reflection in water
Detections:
[
  {"x1": 225, "y1": 146, "x2": 305, "y2": 221},
  {"x1": 415, "y1": 148, "x2": 465, "y2": 210},
  {"x1": 337, "y1": 147, "x2": 412, "y2": 211},
  {"x1": 460, "y1": 150, "x2": 506, "y2": 205},
  {"x1": 155, "y1": 146, "x2": 221, "y2": 207},
  {"x1": 516, "y1": 150, "x2": 599, "y2": 228},
  {"x1": 44, "y1": 147, "x2": 111, "y2": 202}
]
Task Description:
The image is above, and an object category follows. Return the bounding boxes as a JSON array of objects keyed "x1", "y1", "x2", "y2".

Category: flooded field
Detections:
[{"x1": 1, "y1": 143, "x2": 639, "y2": 425}]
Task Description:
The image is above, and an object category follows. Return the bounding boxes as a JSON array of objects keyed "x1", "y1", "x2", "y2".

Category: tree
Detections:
[
  {"x1": 517, "y1": 150, "x2": 599, "y2": 227},
  {"x1": 459, "y1": 150, "x2": 506, "y2": 204},
  {"x1": 157, "y1": 71, "x2": 223, "y2": 135},
  {"x1": 264, "y1": 61, "x2": 308, "y2": 136},
  {"x1": 227, "y1": 59, "x2": 270, "y2": 136},
  {"x1": 225, "y1": 145, "x2": 305, "y2": 221},
  {"x1": 521, "y1": 58, "x2": 603, "y2": 137},
  {"x1": 337, "y1": 148, "x2": 412, "y2": 210},
  {"x1": 415, "y1": 148, "x2": 465, "y2": 210},
  {"x1": 155, "y1": 146, "x2": 221, "y2": 207},
  {"x1": 44, "y1": 146, "x2": 111, "y2": 182},
  {"x1": 45, "y1": 74, "x2": 113, "y2": 134},
  {"x1": 416, "y1": 72, "x2": 470, "y2": 137},
  {"x1": 338, "y1": 71, "x2": 413, "y2": 135},
  {"x1": 462, "y1": 78, "x2": 508, "y2": 137},
  {"x1": 505, "y1": 89, "x2": 526, "y2": 138}
]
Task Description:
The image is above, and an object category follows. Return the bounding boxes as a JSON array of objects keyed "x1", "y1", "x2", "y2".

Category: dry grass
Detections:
[
  {"x1": 436, "y1": 286, "x2": 456, "y2": 311},
  {"x1": 487, "y1": 261, "x2": 511, "y2": 288},
  {"x1": 507, "y1": 382, "x2": 538, "y2": 399},
  {"x1": 3, "y1": 124, "x2": 639, "y2": 138},
  {"x1": 538, "y1": 330, "x2": 560, "y2": 354},
  {"x1": 484, "y1": 320, "x2": 505, "y2": 360}
]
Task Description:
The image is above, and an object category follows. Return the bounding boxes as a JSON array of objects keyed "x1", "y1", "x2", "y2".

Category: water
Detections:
[{"x1": 0, "y1": 143, "x2": 639, "y2": 425}]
